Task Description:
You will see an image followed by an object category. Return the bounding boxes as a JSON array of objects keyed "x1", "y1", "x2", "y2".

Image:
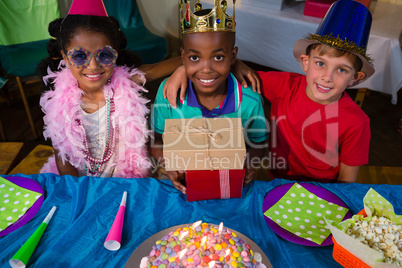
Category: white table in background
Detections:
[{"x1": 202, "y1": 0, "x2": 402, "y2": 104}]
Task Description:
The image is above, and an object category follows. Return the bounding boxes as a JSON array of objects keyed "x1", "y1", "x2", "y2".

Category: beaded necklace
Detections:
[{"x1": 79, "y1": 91, "x2": 116, "y2": 176}]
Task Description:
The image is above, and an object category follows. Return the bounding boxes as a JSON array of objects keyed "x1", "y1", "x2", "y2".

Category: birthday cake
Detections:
[{"x1": 140, "y1": 222, "x2": 266, "y2": 268}]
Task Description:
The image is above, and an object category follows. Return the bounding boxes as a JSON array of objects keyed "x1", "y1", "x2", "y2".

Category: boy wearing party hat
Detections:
[
  {"x1": 150, "y1": 0, "x2": 268, "y2": 194},
  {"x1": 256, "y1": 0, "x2": 374, "y2": 183}
]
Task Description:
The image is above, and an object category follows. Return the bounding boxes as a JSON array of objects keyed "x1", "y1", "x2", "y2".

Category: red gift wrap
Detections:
[
  {"x1": 185, "y1": 169, "x2": 245, "y2": 201},
  {"x1": 304, "y1": 0, "x2": 371, "y2": 18}
]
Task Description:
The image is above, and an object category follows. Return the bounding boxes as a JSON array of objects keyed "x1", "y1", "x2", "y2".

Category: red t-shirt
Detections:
[{"x1": 257, "y1": 71, "x2": 370, "y2": 182}]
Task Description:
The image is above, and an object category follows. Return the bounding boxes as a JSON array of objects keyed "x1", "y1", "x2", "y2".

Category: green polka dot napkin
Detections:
[
  {"x1": 330, "y1": 188, "x2": 402, "y2": 231},
  {"x1": 264, "y1": 183, "x2": 349, "y2": 245},
  {"x1": 364, "y1": 188, "x2": 402, "y2": 224},
  {"x1": 0, "y1": 177, "x2": 42, "y2": 232}
]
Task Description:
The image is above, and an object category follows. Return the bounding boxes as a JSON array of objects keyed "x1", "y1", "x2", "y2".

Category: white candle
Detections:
[
  {"x1": 191, "y1": 220, "x2": 202, "y2": 238},
  {"x1": 223, "y1": 248, "x2": 230, "y2": 265},
  {"x1": 218, "y1": 222, "x2": 223, "y2": 243},
  {"x1": 179, "y1": 231, "x2": 189, "y2": 250},
  {"x1": 200, "y1": 236, "x2": 207, "y2": 257},
  {"x1": 179, "y1": 248, "x2": 188, "y2": 268}
]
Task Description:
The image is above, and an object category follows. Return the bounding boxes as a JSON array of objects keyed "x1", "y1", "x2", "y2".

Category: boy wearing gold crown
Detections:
[
  {"x1": 150, "y1": 0, "x2": 268, "y2": 194},
  {"x1": 166, "y1": 0, "x2": 373, "y2": 183}
]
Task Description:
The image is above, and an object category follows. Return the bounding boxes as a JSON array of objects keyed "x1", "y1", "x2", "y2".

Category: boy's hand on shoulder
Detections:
[
  {"x1": 167, "y1": 170, "x2": 187, "y2": 194},
  {"x1": 163, "y1": 65, "x2": 187, "y2": 109},
  {"x1": 244, "y1": 167, "x2": 255, "y2": 186},
  {"x1": 232, "y1": 59, "x2": 261, "y2": 94}
]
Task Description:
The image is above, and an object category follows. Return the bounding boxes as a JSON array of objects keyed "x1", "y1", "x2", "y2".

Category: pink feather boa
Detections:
[{"x1": 40, "y1": 63, "x2": 152, "y2": 178}]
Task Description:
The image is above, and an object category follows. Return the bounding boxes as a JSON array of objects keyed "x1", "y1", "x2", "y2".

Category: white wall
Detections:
[
  {"x1": 137, "y1": 0, "x2": 179, "y2": 39},
  {"x1": 137, "y1": 0, "x2": 181, "y2": 57}
]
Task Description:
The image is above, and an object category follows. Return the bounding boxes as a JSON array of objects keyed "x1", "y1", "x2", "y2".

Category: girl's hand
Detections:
[
  {"x1": 163, "y1": 65, "x2": 187, "y2": 108},
  {"x1": 232, "y1": 59, "x2": 261, "y2": 94},
  {"x1": 167, "y1": 170, "x2": 187, "y2": 194},
  {"x1": 54, "y1": 149, "x2": 79, "y2": 176}
]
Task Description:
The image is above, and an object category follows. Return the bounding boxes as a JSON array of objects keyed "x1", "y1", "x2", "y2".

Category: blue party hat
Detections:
[{"x1": 293, "y1": 0, "x2": 375, "y2": 82}]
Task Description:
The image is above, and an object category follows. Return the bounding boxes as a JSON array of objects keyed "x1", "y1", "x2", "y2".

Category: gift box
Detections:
[
  {"x1": 303, "y1": 0, "x2": 371, "y2": 18},
  {"x1": 185, "y1": 169, "x2": 245, "y2": 201},
  {"x1": 163, "y1": 118, "x2": 246, "y2": 171}
]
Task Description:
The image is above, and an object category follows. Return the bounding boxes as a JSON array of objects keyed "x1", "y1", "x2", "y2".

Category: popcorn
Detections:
[
  {"x1": 328, "y1": 188, "x2": 402, "y2": 268},
  {"x1": 345, "y1": 216, "x2": 402, "y2": 266}
]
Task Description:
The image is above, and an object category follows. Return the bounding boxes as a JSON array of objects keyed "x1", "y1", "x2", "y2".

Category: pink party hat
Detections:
[
  {"x1": 68, "y1": 0, "x2": 108, "y2": 16},
  {"x1": 104, "y1": 192, "x2": 127, "y2": 251}
]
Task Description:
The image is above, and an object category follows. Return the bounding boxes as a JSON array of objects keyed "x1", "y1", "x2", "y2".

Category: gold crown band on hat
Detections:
[
  {"x1": 180, "y1": 0, "x2": 236, "y2": 35},
  {"x1": 306, "y1": 33, "x2": 372, "y2": 65}
]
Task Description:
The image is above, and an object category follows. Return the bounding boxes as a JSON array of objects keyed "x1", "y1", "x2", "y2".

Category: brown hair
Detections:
[{"x1": 306, "y1": 43, "x2": 363, "y2": 72}]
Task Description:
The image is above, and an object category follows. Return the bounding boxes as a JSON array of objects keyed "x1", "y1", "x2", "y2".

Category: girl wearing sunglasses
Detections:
[{"x1": 36, "y1": 11, "x2": 165, "y2": 178}]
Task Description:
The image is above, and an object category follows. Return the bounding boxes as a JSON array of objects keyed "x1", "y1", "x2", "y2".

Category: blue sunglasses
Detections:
[{"x1": 66, "y1": 45, "x2": 118, "y2": 68}]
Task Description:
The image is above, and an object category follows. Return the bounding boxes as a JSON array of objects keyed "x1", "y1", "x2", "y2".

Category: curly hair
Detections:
[{"x1": 37, "y1": 15, "x2": 142, "y2": 91}]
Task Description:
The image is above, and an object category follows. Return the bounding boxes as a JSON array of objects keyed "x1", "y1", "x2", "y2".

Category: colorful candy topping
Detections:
[{"x1": 145, "y1": 223, "x2": 261, "y2": 268}]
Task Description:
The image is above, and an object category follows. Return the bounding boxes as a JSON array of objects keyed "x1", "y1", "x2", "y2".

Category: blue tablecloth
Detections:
[{"x1": 1, "y1": 174, "x2": 401, "y2": 268}]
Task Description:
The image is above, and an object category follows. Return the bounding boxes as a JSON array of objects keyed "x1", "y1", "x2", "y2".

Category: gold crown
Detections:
[{"x1": 180, "y1": 0, "x2": 236, "y2": 35}]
